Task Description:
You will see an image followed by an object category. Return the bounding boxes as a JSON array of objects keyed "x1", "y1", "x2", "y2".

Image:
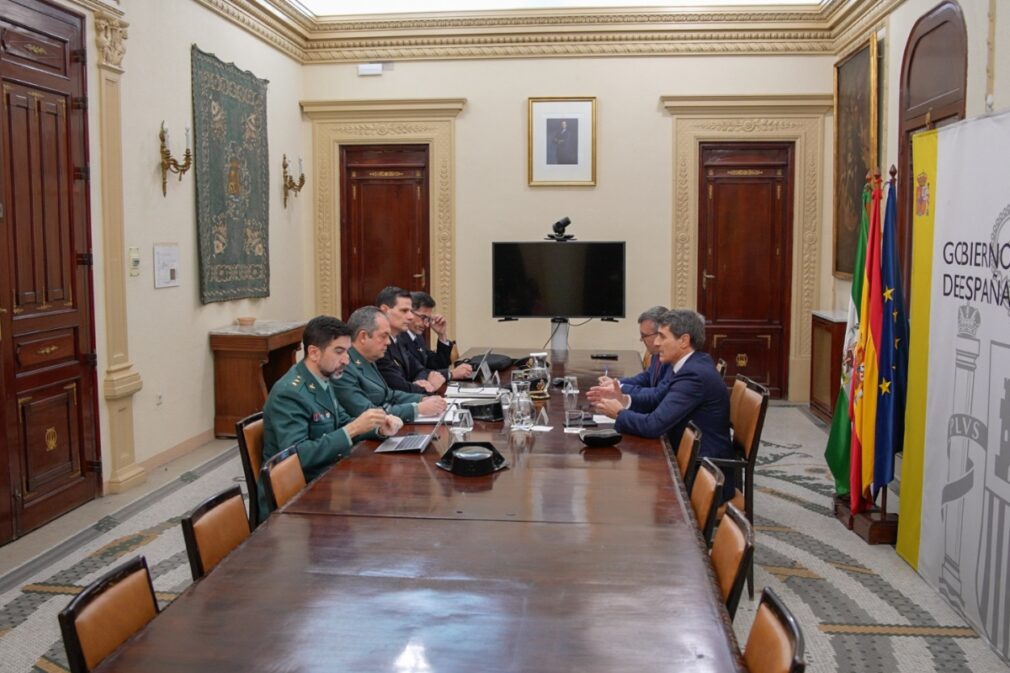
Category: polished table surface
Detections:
[{"x1": 95, "y1": 349, "x2": 744, "y2": 673}]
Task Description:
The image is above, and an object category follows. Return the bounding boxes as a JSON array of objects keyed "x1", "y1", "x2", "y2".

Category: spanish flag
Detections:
[{"x1": 850, "y1": 175, "x2": 883, "y2": 512}]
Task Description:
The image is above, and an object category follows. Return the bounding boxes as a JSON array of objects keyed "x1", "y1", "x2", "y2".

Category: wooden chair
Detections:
[
  {"x1": 710, "y1": 504, "x2": 754, "y2": 620},
  {"x1": 690, "y1": 458, "x2": 724, "y2": 546},
  {"x1": 743, "y1": 587, "x2": 806, "y2": 673},
  {"x1": 236, "y1": 411, "x2": 265, "y2": 528},
  {"x1": 729, "y1": 375, "x2": 747, "y2": 430},
  {"x1": 260, "y1": 445, "x2": 306, "y2": 512},
  {"x1": 715, "y1": 358, "x2": 727, "y2": 378},
  {"x1": 713, "y1": 374, "x2": 769, "y2": 598},
  {"x1": 675, "y1": 421, "x2": 702, "y2": 492},
  {"x1": 181, "y1": 486, "x2": 251, "y2": 581},
  {"x1": 58, "y1": 556, "x2": 159, "y2": 673}
]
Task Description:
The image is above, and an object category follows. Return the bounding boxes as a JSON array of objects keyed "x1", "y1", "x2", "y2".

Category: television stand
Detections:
[{"x1": 550, "y1": 317, "x2": 570, "y2": 352}]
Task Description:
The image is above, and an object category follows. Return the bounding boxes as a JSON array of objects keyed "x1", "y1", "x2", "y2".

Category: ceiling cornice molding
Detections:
[
  {"x1": 832, "y1": 0, "x2": 906, "y2": 55},
  {"x1": 205, "y1": 0, "x2": 898, "y2": 63}
]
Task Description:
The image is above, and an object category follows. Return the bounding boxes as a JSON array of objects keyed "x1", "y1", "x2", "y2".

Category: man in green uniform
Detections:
[
  {"x1": 260, "y1": 315, "x2": 403, "y2": 516},
  {"x1": 334, "y1": 306, "x2": 447, "y2": 420}
]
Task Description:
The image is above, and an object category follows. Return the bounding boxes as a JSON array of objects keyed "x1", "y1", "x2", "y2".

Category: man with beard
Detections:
[{"x1": 261, "y1": 315, "x2": 404, "y2": 513}]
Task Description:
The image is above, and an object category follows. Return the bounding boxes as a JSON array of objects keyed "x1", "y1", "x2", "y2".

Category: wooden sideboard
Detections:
[
  {"x1": 809, "y1": 310, "x2": 847, "y2": 423},
  {"x1": 209, "y1": 320, "x2": 304, "y2": 437}
]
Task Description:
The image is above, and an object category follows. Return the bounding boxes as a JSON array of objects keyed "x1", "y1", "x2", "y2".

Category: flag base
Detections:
[
  {"x1": 852, "y1": 508, "x2": 898, "y2": 545},
  {"x1": 833, "y1": 495, "x2": 854, "y2": 529}
]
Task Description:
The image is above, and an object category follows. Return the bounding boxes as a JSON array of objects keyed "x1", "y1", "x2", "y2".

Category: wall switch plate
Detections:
[{"x1": 128, "y1": 247, "x2": 140, "y2": 277}]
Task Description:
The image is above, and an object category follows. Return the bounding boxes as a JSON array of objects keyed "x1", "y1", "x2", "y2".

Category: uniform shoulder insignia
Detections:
[
  {"x1": 291, "y1": 375, "x2": 302, "y2": 387},
  {"x1": 308, "y1": 382, "x2": 316, "y2": 390}
]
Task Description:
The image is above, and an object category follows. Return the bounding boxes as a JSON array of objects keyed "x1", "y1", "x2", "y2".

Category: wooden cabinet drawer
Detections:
[{"x1": 14, "y1": 330, "x2": 76, "y2": 371}]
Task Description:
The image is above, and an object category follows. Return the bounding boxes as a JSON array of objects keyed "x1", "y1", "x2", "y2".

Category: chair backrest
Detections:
[
  {"x1": 181, "y1": 486, "x2": 251, "y2": 581},
  {"x1": 710, "y1": 503, "x2": 754, "y2": 620},
  {"x1": 729, "y1": 375, "x2": 747, "y2": 430},
  {"x1": 676, "y1": 421, "x2": 702, "y2": 492},
  {"x1": 733, "y1": 376, "x2": 770, "y2": 464},
  {"x1": 260, "y1": 445, "x2": 306, "y2": 512},
  {"x1": 744, "y1": 587, "x2": 806, "y2": 673},
  {"x1": 235, "y1": 411, "x2": 265, "y2": 527},
  {"x1": 715, "y1": 358, "x2": 727, "y2": 377},
  {"x1": 58, "y1": 556, "x2": 159, "y2": 673},
  {"x1": 690, "y1": 458, "x2": 725, "y2": 545}
]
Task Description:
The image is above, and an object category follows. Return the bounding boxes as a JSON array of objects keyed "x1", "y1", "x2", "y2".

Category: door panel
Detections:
[
  {"x1": 340, "y1": 145, "x2": 429, "y2": 319},
  {"x1": 698, "y1": 143, "x2": 793, "y2": 398},
  {"x1": 1, "y1": 0, "x2": 98, "y2": 544}
]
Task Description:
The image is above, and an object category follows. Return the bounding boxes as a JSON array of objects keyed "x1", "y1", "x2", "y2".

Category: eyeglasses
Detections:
[
  {"x1": 639, "y1": 332, "x2": 658, "y2": 341},
  {"x1": 416, "y1": 314, "x2": 432, "y2": 324}
]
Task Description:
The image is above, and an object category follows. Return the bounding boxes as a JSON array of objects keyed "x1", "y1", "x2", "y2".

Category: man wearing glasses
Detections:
[
  {"x1": 402, "y1": 291, "x2": 473, "y2": 381},
  {"x1": 598, "y1": 305, "x2": 671, "y2": 394}
]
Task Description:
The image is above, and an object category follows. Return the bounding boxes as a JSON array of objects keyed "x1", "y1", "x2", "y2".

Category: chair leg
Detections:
[{"x1": 746, "y1": 475, "x2": 754, "y2": 600}]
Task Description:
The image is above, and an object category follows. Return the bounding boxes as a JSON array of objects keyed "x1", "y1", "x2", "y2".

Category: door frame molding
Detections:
[
  {"x1": 302, "y1": 98, "x2": 465, "y2": 331},
  {"x1": 661, "y1": 94, "x2": 831, "y2": 401}
]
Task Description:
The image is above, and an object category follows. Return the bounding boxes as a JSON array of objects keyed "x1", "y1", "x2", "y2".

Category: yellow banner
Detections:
[{"x1": 896, "y1": 128, "x2": 938, "y2": 566}]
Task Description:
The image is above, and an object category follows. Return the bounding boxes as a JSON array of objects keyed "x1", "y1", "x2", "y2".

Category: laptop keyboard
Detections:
[{"x1": 395, "y1": 434, "x2": 428, "y2": 450}]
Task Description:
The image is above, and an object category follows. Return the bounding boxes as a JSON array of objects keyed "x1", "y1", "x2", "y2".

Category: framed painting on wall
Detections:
[
  {"x1": 528, "y1": 97, "x2": 596, "y2": 186},
  {"x1": 833, "y1": 34, "x2": 878, "y2": 278}
]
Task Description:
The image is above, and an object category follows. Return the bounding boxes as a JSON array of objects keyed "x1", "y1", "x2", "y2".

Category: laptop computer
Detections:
[{"x1": 374, "y1": 407, "x2": 449, "y2": 453}]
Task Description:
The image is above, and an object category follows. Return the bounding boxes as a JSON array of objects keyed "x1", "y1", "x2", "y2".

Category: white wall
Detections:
[
  {"x1": 56, "y1": 0, "x2": 308, "y2": 470},
  {"x1": 302, "y1": 55, "x2": 834, "y2": 352}
]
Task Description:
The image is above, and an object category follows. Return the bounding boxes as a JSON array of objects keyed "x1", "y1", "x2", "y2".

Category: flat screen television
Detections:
[{"x1": 492, "y1": 241, "x2": 625, "y2": 318}]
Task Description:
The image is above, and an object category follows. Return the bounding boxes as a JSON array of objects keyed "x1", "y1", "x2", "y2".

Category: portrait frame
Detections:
[
  {"x1": 833, "y1": 34, "x2": 878, "y2": 279},
  {"x1": 528, "y1": 97, "x2": 596, "y2": 186}
]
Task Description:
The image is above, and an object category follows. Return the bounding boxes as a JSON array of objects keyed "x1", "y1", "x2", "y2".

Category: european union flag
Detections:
[{"x1": 873, "y1": 177, "x2": 909, "y2": 491}]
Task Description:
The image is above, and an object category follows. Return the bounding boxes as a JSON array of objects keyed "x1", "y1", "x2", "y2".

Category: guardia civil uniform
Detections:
[
  {"x1": 333, "y1": 346, "x2": 423, "y2": 421},
  {"x1": 259, "y1": 359, "x2": 380, "y2": 516}
]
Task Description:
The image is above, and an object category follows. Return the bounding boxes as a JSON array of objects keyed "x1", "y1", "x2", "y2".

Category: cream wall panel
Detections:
[
  {"x1": 104, "y1": 0, "x2": 306, "y2": 465},
  {"x1": 303, "y1": 55, "x2": 833, "y2": 355}
]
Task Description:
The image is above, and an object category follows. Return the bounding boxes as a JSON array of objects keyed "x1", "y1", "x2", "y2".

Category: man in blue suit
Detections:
[
  {"x1": 333, "y1": 306, "x2": 447, "y2": 421},
  {"x1": 598, "y1": 305, "x2": 671, "y2": 394},
  {"x1": 590, "y1": 309, "x2": 733, "y2": 498}
]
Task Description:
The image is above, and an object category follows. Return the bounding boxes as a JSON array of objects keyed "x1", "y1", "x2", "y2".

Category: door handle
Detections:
[
  {"x1": 702, "y1": 270, "x2": 715, "y2": 290},
  {"x1": 412, "y1": 268, "x2": 426, "y2": 287}
]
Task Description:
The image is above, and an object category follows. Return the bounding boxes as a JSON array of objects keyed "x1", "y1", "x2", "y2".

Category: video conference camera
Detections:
[{"x1": 545, "y1": 216, "x2": 575, "y2": 242}]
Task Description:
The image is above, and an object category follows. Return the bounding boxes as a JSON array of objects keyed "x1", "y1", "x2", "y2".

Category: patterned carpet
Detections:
[{"x1": 0, "y1": 407, "x2": 1007, "y2": 673}]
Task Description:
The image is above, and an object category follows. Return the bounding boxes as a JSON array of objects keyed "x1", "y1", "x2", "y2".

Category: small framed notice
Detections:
[{"x1": 154, "y1": 243, "x2": 181, "y2": 289}]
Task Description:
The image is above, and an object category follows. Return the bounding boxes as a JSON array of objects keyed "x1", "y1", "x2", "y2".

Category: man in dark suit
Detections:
[
  {"x1": 590, "y1": 309, "x2": 733, "y2": 498},
  {"x1": 401, "y1": 291, "x2": 473, "y2": 381},
  {"x1": 333, "y1": 306, "x2": 446, "y2": 421},
  {"x1": 598, "y1": 305, "x2": 671, "y2": 394},
  {"x1": 374, "y1": 286, "x2": 446, "y2": 394},
  {"x1": 260, "y1": 315, "x2": 403, "y2": 516}
]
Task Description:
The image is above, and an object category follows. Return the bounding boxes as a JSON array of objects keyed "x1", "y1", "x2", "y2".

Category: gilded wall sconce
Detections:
[
  {"x1": 283, "y1": 154, "x2": 305, "y2": 207},
  {"x1": 160, "y1": 121, "x2": 192, "y2": 196}
]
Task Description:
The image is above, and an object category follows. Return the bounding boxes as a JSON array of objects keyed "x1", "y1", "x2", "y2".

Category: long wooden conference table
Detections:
[{"x1": 95, "y1": 349, "x2": 744, "y2": 673}]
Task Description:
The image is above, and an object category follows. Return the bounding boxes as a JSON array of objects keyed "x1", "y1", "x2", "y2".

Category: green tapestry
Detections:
[{"x1": 192, "y1": 46, "x2": 269, "y2": 303}]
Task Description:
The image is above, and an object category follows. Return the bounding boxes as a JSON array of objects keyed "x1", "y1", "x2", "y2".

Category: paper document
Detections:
[
  {"x1": 446, "y1": 384, "x2": 500, "y2": 398},
  {"x1": 592, "y1": 415, "x2": 616, "y2": 424},
  {"x1": 415, "y1": 408, "x2": 459, "y2": 424}
]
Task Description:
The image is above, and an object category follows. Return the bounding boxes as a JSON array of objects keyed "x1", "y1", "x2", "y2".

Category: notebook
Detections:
[{"x1": 374, "y1": 407, "x2": 449, "y2": 453}]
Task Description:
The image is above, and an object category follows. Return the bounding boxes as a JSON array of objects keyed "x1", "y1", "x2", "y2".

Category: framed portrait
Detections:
[
  {"x1": 833, "y1": 34, "x2": 878, "y2": 278},
  {"x1": 528, "y1": 97, "x2": 596, "y2": 186}
]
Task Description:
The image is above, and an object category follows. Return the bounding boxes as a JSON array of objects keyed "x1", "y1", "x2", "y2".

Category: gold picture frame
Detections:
[
  {"x1": 528, "y1": 97, "x2": 597, "y2": 186},
  {"x1": 833, "y1": 34, "x2": 878, "y2": 279}
]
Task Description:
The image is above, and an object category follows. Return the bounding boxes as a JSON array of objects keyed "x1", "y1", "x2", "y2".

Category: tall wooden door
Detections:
[
  {"x1": 340, "y1": 145, "x2": 429, "y2": 319},
  {"x1": 698, "y1": 143, "x2": 793, "y2": 398},
  {"x1": 0, "y1": 0, "x2": 99, "y2": 543}
]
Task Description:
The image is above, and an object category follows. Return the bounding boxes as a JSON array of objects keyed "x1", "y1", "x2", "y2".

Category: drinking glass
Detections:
[
  {"x1": 563, "y1": 376, "x2": 579, "y2": 393},
  {"x1": 512, "y1": 395, "x2": 534, "y2": 431},
  {"x1": 565, "y1": 409, "x2": 583, "y2": 429},
  {"x1": 497, "y1": 390, "x2": 514, "y2": 426},
  {"x1": 512, "y1": 379, "x2": 531, "y2": 397},
  {"x1": 452, "y1": 408, "x2": 474, "y2": 439},
  {"x1": 563, "y1": 389, "x2": 579, "y2": 411}
]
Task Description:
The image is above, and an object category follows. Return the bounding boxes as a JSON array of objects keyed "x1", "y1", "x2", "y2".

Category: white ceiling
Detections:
[{"x1": 292, "y1": 0, "x2": 823, "y2": 18}]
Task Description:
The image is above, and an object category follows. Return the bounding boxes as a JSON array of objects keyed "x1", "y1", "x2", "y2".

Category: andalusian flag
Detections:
[
  {"x1": 873, "y1": 178, "x2": 908, "y2": 491},
  {"x1": 850, "y1": 177, "x2": 883, "y2": 512},
  {"x1": 824, "y1": 185, "x2": 871, "y2": 496}
]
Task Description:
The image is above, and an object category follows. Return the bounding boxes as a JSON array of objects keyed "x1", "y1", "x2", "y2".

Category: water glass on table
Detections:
[
  {"x1": 565, "y1": 409, "x2": 583, "y2": 429},
  {"x1": 512, "y1": 395, "x2": 534, "y2": 431},
  {"x1": 451, "y1": 408, "x2": 474, "y2": 440},
  {"x1": 497, "y1": 390, "x2": 514, "y2": 426},
  {"x1": 562, "y1": 375, "x2": 580, "y2": 411}
]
